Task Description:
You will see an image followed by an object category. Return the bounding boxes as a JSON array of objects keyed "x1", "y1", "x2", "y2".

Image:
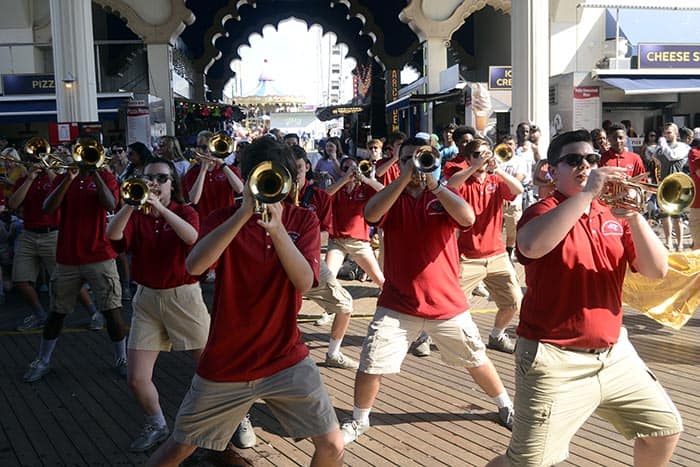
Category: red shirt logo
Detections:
[
  {"x1": 485, "y1": 183, "x2": 498, "y2": 193},
  {"x1": 426, "y1": 199, "x2": 446, "y2": 215},
  {"x1": 288, "y1": 231, "x2": 300, "y2": 242},
  {"x1": 601, "y1": 220, "x2": 623, "y2": 236}
]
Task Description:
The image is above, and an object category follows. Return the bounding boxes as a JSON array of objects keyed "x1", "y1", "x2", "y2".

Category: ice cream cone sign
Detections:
[{"x1": 471, "y1": 83, "x2": 492, "y2": 134}]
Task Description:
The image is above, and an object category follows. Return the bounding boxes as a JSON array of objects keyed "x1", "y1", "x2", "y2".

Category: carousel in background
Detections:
[{"x1": 229, "y1": 59, "x2": 306, "y2": 135}]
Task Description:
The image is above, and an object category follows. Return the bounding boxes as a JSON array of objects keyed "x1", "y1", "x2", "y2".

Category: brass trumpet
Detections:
[
  {"x1": 413, "y1": 145, "x2": 440, "y2": 183},
  {"x1": 23, "y1": 136, "x2": 51, "y2": 158},
  {"x1": 355, "y1": 160, "x2": 373, "y2": 180},
  {"x1": 493, "y1": 143, "x2": 514, "y2": 163},
  {"x1": 249, "y1": 160, "x2": 293, "y2": 223},
  {"x1": 600, "y1": 172, "x2": 695, "y2": 214},
  {"x1": 209, "y1": 132, "x2": 234, "y2": 157},
  {"x1": 73, "y1": 137, "x2": 108, "y2": 168},
  {"x1": 120, "y1": 177, "x2": 153, "y2": 215}
]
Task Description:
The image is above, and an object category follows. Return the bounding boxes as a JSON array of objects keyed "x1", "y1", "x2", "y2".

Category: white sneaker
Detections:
[
  {"x1": 471, "y1": 282, "x2": 490, "y2": 298},
  {"x1": 88, "y1": 312, "x2": 104, "y2": 331},
  {"x1": 314, "y1": 312, "x2": 334, "y2": 326},
  {"x1": 340, "y1": 419, "x2": 369, "y2": 445}
]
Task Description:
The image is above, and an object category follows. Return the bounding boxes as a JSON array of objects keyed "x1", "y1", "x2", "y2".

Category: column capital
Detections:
[
  {"x1": 93, "y1": 0, "x2": 194, "y2": 44},
  {"x1": 400, "y1": 0, "x2": 511, "y2": 42}
]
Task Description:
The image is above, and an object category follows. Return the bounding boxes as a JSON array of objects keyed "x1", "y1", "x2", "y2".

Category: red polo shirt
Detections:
[
  {"x1": 688, "y1": 147, "x2": 700, "y2": 209},
  {"x1": 515, "y1": 191, "x2": 637, "y2": 348},
  {"x1": 12, "y1": 174, "x2": 60, "y2": 229},
  {"x1": 457, "y1": 174, "x2": 516, "y2": 258},
  {"x1": 600, "y1": 149, "x2": 646, "y2": 178},
  {"x1": 112, "y1": 202, "x2": 199, "y2": 289},
  {"x1": 330, "y1": 183, "x2": 378, "y2": 241},
  {"x1": 53, "y1": 171, "x2": 119, "y2": 265},
  {"x1": 296, "y1": 181, "x2": 332, "y2": 233},
  {"x1": 182, "y1": 164, "x2": 239, "y2": 220},
  {"x1": 196, "y1": 203, "x2": 321, "y2": 382},
  {"x1": 375, "y1": 158, "x2": 400, "y2": 185},
  {"x1": 377, "y1": 188, "x2": 467, "y2": 319},
  {"x1": 442, "y1": 155, "x2": 468, "y2": 180}
]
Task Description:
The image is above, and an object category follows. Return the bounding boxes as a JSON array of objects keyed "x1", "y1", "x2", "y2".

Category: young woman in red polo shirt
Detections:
[
  {"x1": 148, "y1": 137, "x2": 343, "y2": 466},
  {"x1": 107, "y1": 158, "x2": 210, "y2": 452}
]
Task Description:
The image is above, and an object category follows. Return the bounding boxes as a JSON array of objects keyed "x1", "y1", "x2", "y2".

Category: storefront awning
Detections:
[
  {"x1": 0, "y1": 92, "x2": 133, "y2": 123},
  {"x1": 315, "y1": 104, "x2": 369, "y2": 122},
  {"x1": 597, "y1": 76, "x2": 700, "y2": 95}
]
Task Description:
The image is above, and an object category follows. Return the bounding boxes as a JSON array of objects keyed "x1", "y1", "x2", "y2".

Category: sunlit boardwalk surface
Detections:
[{"x1": 0, "y1": 267, "x2": 697, "y2": 466}]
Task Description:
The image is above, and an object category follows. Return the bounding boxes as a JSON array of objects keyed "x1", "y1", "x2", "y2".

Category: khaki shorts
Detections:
[
  {"x1": 459, "y1": 253, "x2": 522, "y2": 311},
  {"x1": 128, "y1": 283, "x2": 211, "y2": 352},
  {"x1": 12, "y1": 230, "x2": 58, "y2": 283},
  {"x1": 327, "y1": 237, "x2": 374, "y2": 260},
  {"x1": 688, "y1": 208, "x2": 700, "y2": 248},
  {"x1": 506, "y1": 328, "x2": 683, "y2": 466},
  {"x1": 173, "y1": 358, "x2": 339, "y2": 451},
  {"x1": 304, "y1": 261, "x2": 353, "y2": 314},
  {"x1": 358, "y1": 306, "x2": 487, "y2": 374},
  {"x1": 502, "y1": 203, "x2": 522, "y2": 243},
  {"x1": 51, "y1": 259, "x2": 122, "y2": 314}
]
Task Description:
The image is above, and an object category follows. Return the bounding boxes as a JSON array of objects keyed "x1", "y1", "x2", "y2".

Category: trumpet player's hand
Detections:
[
  {"x1": 145, "y1": 192, "x2": 165, "y2": 214},
  {"x1": 257, "y1": 201, "x2": 283, "y2": 231},
  {"x1": 398, "y1": 156, "x2": 415, "y2": 181},
  {"x1": 582, "y1": 167, "x2": 626, "y2": 198},
  {"x1": 240, "y1": 182, "x2": 256, "y2": 216},
  {"x1": 67, "y1": 167, "x2": 80, "y2": 180}
]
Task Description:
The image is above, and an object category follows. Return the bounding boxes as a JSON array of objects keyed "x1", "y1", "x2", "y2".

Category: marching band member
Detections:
[
  {"x1": 106, "y1": 158, "x2": 210, "y2": 452},
  {"x1": 291, "y1": 145, "x2": 357, "y2": 369},
  {"x1": 23, "y1": 148, "x2": 127, "y2": 383},
  {"x1": 487, "y1": 129, "x2": 682, "y2": 467},
  {"x1": 445, "y1": 138, "x2": 524, "y2": 354},
  {"x1": 182, "y1": 130, "x2": 243, "y2": 221},
  {"x1": 148, "y1": 137, "x2": 343, "y2": 467},
  {"x1": 10, "y1": 156, "x2": 101, "y2": 331},
  {"x1": 325, "y1": 156, "x2": 385, "y2": 288},
  {"x1": 341, "y1": 138, "x2": 514, "y2": 445}
]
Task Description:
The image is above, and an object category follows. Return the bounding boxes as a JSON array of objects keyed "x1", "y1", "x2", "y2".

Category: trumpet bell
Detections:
[
  {"x1": 120, "y1": 177, "x2": 151, "y2": 208},
  {"x1": 249, "y1": 161, "x2": 293, "y2": 204},
  {"x1": 493, "y1": 143, "x2": 514, "y2": 163},
  {"x1": 74, "y1": 137, "x2": 107, "y2": 168},
  {"x1": 657, "y1": 173, "x2": 695, "y2": 215},
  {"x1": 24, "y1": 136, "x2": 51, "y2": 157},
  {"x1": 208, "y1": 132, "x2": 234, "y2": 158},
  {"x1": 413, "y1": 145, "x2": 440, "y2": 173},
  {"x1": 358, "y1": 160, "x2": 373, "y2": 177}
]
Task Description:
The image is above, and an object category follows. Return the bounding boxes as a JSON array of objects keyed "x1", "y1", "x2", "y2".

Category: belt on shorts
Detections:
[
  {"x1": 25, "y1": 226, "x2": 59, "y2": 233},
  {"x1": 552, "y1": 344, "x2": 612, "y2": 354}
]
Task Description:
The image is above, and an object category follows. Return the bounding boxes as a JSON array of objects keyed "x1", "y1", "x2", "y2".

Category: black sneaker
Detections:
[{"x1": 498, "y1": 406, "x2": 514, "y2": 431}]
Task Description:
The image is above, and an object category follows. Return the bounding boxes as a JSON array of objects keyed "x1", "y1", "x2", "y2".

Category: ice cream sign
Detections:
[
  {"x1": 488, "y1": 66, "x2": 512, "y2": 90},
  {"x1": 638, "y1": 44, "x2": 700, "y2": 69}
]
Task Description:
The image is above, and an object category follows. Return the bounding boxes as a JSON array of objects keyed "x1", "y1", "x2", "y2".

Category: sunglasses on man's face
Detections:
[
  {"x1": 557, "y1": 153, "x2": 600, "y2": 167},
  {"x1": 143, "y1": 173, "x2": 171, "y2": 183}
]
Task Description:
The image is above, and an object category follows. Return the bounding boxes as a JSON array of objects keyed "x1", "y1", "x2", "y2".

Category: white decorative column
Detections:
[
  {"x1": 147, "y1": 43, "x2": 175, "y2": 135},
  {"x1": 424, "y1": 37, "x2": 448, "y2": 94},
  {"x1": 511, "y1": 0, "x2": 549, "y2": 147},
  {"x1": 50, "y1": 0, "x2": 98, "y2": 122}
]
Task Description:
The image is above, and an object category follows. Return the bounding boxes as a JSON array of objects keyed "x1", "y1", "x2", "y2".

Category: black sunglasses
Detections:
[
  {"x1": 143, "y1": 173, "x2": 171, "y2": 183},
  {"x1": 557, "y1": 153, "x2": 600, "y2": 167}
]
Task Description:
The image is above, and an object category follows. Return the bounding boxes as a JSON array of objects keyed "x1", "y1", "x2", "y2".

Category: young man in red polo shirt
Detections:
[
  {"x1": 107, "y1": 158, "x2": 211, "y2": 452},
  {"x1": 341, "y1": 138, "x2": 514, "y2": 445},
  {"x1": 325, "y1": 156, "x2": 385, "y2": 288},
  {"x1": 23, "y1": 158, "x2": 128, "y2": 383},
  {"x1": 9, "y1": 161, "x2": 101, "y2": 331},
  {"x1": 148, "y1": 137, "x2": 343, "y2": 466},
  {"x1": 291, "y1": 146, "x2": 357, "y2": 369},
  {"x1": 445, "y1": 138, "x2": 524, "y2": 354},
  {"x1": 600, "y1": 122, "x2": 646, "y2": 178},
  {"x1": 487, "y1": 129, "x2": 682, "y2": 467},
  {"x1": 373, "y1": 131, "x2": 406, "y2": 186},
  {"x1": 182, "y1": 130, "x2": 244, "y2": 221}
]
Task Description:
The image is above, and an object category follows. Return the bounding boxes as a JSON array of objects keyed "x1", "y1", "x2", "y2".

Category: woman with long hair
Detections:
[
  {"x1": 107, "y1": 157, "x2": 210, "y2": 452},
  {"x1": 157, "y1": 136, "x2": 190, "y2": 179}
]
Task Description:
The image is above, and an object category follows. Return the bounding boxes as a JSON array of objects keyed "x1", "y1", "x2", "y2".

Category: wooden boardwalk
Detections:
[{"x1": 0, "y1": 271, "x2": 698, "y2": 466}]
